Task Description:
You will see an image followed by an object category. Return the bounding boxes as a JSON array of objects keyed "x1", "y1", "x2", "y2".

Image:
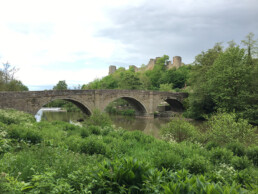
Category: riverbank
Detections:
[{"x1": 0, "y1": 109, "x2": 257, "y2": 193}]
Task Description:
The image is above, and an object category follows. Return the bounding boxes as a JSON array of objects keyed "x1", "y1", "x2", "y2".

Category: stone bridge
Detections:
[{"x1": 0, "y1": 90, "x2": 188, "y2": 117}]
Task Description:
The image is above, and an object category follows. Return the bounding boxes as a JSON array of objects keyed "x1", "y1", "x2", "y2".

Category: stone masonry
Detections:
[
  {"x1": 0, "y1": 90, "x2": 188, "y2": 117},
  {"x1": 109, "y1": 56, "x2": 184, "y2": 74}
]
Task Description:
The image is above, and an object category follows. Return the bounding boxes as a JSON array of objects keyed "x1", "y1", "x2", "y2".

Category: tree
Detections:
[
  {"x1": 145, "y1": 55, "x2": 169, "y2": 89},
  {"x1": 187, "y1": 42, "x2": 257, "y2": 123},
  {"x1": 118, "y1": 71, "x2": 142, "y2": 90},
  {"x1": 241, "y1": 32, "x2": 258, "y2": 58},
  {"x1": 53, "y1": 80, "x2": 68, "y2": 90},
  {"x1": 186, "y1": 43, "x2": 223, "y2": 119},
  {"x1": 0, "y1": 62, "x2": 28, "y2": 91},
  {"x1": 1, "y1": 62, "x2": 18, "y2": 83},
  {"x1": 206, "y1": 46, "x2": 252, "y2": 113}
]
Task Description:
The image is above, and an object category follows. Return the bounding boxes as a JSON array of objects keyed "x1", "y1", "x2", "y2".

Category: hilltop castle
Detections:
[{"x1": 109, "y1": 56, "x2": 183, "y2": 75}]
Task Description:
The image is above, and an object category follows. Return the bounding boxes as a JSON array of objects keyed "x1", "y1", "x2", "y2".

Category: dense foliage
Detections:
[
  {"x1": 0, "y1": 109, "x2": 257, "y2": 193},
  {"x1": 186, "y1": 35, "x2": 258, "y2": 124},
  {"x1": 82, "y1": 56, "x2": 191, "y2": 91}
]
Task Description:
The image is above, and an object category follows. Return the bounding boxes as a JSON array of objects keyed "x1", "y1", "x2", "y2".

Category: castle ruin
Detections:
[{"x1": 109, "y1": 56, "x2": 183, "y2": 75}]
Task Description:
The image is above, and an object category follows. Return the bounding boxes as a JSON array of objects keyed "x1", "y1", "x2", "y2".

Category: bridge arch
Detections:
[
  {"x1": 164, "y1": 98, "x2": 184, "y2": 112},
  {"x1": 36, "y1": 97, "x2": 92, "y2": 116},
  {"x1": 103, "y1": 96, "x2": 148, "y2": 116},
  {"x1": 154, "y1": 97, "x2": 184, "y2": 115}
]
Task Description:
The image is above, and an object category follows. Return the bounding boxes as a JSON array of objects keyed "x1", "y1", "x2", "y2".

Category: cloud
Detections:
[
  {"x1": 0, "y1": 0, "x2": 257, "y2": 90},
  {"x1": 97, "y1": 0, "x2": 258, "y2": 64}
]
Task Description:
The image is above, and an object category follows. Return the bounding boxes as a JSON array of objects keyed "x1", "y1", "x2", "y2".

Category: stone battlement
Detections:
[{"x1": 109, "y1": 56, "x2": 183, "y2": 75}]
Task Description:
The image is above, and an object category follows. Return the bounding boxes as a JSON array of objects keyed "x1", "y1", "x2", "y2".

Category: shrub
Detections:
[
  {"x1": 154, "y1": 151, "x2": 182, "y2": 170},
  {"x1": 88, "y1": 125, "x2": 101, "y2": 135},
  {"x1": 7, "y1": 125, "x2": 42, "y2": 144},
  {"x1": 226, "y1": 142, "x2": 246, "y2": 157},
  {"x1": 62, "y1": 123, "x2": 80, "y2": 131},
  {"x1": 208, "y1": 163, "x2": 236, "y2": 184},
  {"x1": 89, "y1": 158, "x2": 151, "y2": 193},
  {"x1": 234, "y1": 168, "x2": 258, "y2": 190},
  {"x1": 25, "y1": 171, "x2": 73, "y2": 193},
  {"x1": 0, "y1": 129, "x2": 11, "y2": 154},
  {"x1": 246, "y1": 145, "x2": 258, "y2": 166},
  {"x1": 207, "y1": 112, "x2": 257, "y2": 146},
  {"x1": 210, "y1": 147, "x2": 233, "y2": 164},
  {"x1": 231, "y1": 156, "x2": 251, "y2": 170},
  {"x1": 162, "y1": 173, "x2": 245, "y2": 193},
  {"x1": 0, "y1": 109, "x2": 35, "y2": 125},
  {"x1": 84, "y1": 109, "x2": 112, "y2": 128},
  {"x1": 161, "y1": 117, "x2": 200, "y2": 143},
  {"x1": 24, "y1": 130, "x2": 42, "y2": 144},
  {"x1": 80, "y1": 128, "x2": 89, "y2": 138},
  {"x1": 205, "y1": 141, "x2": 220, "y2": 150},
  {"x1": 102, "y1": 126, "x2": 113, "y2": 136},
  {"x1": 184, "y1": 155, "x2": 209, "y2": 174},
  {"x1": 80, "y1": 138, "x2": 106, "y2": 155}
]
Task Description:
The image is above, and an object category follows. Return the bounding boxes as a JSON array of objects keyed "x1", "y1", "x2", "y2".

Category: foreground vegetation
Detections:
[{"x1": 0, "y1": 109, "x2": 257, "y2": 193}]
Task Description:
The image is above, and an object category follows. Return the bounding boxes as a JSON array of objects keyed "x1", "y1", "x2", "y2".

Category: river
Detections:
[{"x1": 35, "y1": 109, "x2": 173, "y2": 137}]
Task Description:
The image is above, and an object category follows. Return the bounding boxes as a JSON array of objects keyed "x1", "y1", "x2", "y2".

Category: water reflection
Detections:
[
  {"x1": 36, "y1": 108, "x2": 171, "y2": 137},
  {"x1": 110, "y1": 116, "x2": 170, "y2": 137}
]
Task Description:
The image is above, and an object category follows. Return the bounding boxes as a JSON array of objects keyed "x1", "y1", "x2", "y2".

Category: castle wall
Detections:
[{"x1": 109, "y1": 65, "x2": 116, "y2": 75}]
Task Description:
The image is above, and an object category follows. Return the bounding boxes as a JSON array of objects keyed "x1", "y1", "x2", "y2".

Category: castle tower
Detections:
[
  {"x1": 109, "y1": 65, "x2": 116, "y2": 75},
  {"x1": 173, "y1": 56, "x2": 182, "y2": 68},
  {"x1": 146, "y1": 59, "x2": 155, "y2": 70}
]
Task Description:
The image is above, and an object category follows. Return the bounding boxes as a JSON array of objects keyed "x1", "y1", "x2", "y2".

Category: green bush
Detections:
[
  {"x1": 0, "y1": 129, "x2": 11, "y2": 154},
  {"x1": 246, "y1": 146, "x2": 258, "y2": 166},
  {"x1": 208, "y1": 163, "x2": 236, "y2": 184},
  {"x1": 207, "y1": 112, "x2": 257, "y2": 146},
  {"x1": 88, "y1": 125, "x2": 101, "y2": 135},
  {"x1": 80, "y1": 128, "x2": 89, "y2": 138},
  {"x1": 184, "y1": 155, "x2": 209, "y2": 174},
  {"x1": 162, "y1": 173, "x2": 245, "y2": 194},
  {"x1": 80, "y1": 138, "x2": 106, "y2": 155},
  {"x1": 25, "y1": 171, "x2": 73, "y2": 193},
  {"x1": 226, "y1": 142, "x2": 246, "y2": 157},
  {"x1": 231, "y1": 156, "x2": 251, "y2": 170},
  {"x1": 65, "y1": 135, "x2": 82, "y2": 152},
  {"x1": 205, "y1": 141, "x2": 220, "y2": 150},
  {"x1": 84, "y1": 109, "x2": 112, "y2": 128},
  {"x1": 7, "y1": 125, "x2": 42, "y2": 144},
  {"x1": 102, "y1": 126, "x2": 113, "y2": 136},
  {"x1": 88, "y1": 158, "x2": 151, "y2": 193},
  {"x1": 234, "y1": 168, "x2": 258, "y2": 190},
  {"x1": 0, "y1": 109, "x2": 35, "y2": 125},
  {"x1": 154, "y1": 151, "x2": 182, "y2": 170},
  {"x1": 161, "y1": 117, "x2": 200, "y2": 143},
  {"x1": 210, "y1": 147, "x2": 233, "y2": 164},
  {"x1": 24, "y1": 129, "x2": 42, "y2": 144}
]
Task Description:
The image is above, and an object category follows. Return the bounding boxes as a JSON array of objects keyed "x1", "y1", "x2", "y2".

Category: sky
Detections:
[{"x1": 0, "y1": 0, "x2": 257, "y2": 91}]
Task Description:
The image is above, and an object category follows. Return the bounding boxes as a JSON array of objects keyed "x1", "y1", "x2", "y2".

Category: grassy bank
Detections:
[{"x1": 0, "y1": 109, "x2": 257, "y2": 193}]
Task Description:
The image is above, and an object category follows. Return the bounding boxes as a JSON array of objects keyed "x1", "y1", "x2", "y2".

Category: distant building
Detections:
[{"x1": 108, "y1": 56, "x2": 184, "y2": 75}]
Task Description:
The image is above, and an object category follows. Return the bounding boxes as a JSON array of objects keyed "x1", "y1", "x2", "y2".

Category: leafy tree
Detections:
[
  {"x1": 241, "y1": 32, "x2": 258, "y2": 58},
  {"x1": 206, "y1": 46, "x2": 252, "y2": 113},
  {"x1": 145, "y1": 55, "x2": 169, "y2": 89},
  {"x1": 159, "y1": 83, "x2": 173, "y2": 92},
  {"x1": 186, "y1": 43, "x2": 223, "y2": 119},
  {"x1": 0, "y1": 62, "x2": 28, "y2": 91},
  {"x1": 5, "y1": 80, "x2": 28, "y2": 91},
  {"x1": 187, "y1": 38, "x2": 258, "y2": 123},
  {"x1": 118, "y1": 71, "x2": 142, "y2": 90},
  {"x1": 53, "y1": 80, "x2": 68, "y2": 90}
]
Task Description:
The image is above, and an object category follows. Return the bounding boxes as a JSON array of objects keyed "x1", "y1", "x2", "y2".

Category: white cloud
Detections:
[{"x1": 0, "y1": 0, "x2": 257, "y2": 90}]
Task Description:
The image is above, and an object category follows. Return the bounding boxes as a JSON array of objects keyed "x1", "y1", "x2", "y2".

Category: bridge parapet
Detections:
[{"x1": 0, "y1": 90, "x2": 188, "y2": 116}]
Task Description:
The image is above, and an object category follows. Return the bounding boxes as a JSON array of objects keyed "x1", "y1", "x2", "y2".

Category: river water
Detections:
[{"x1": 35, "y1": 109, "x2": 172, "y2": 137}]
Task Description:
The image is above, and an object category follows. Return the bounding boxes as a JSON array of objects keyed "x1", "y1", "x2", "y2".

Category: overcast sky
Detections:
[{"x1": 0, "y1": 0, "x2": 257, "y2": 90}]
